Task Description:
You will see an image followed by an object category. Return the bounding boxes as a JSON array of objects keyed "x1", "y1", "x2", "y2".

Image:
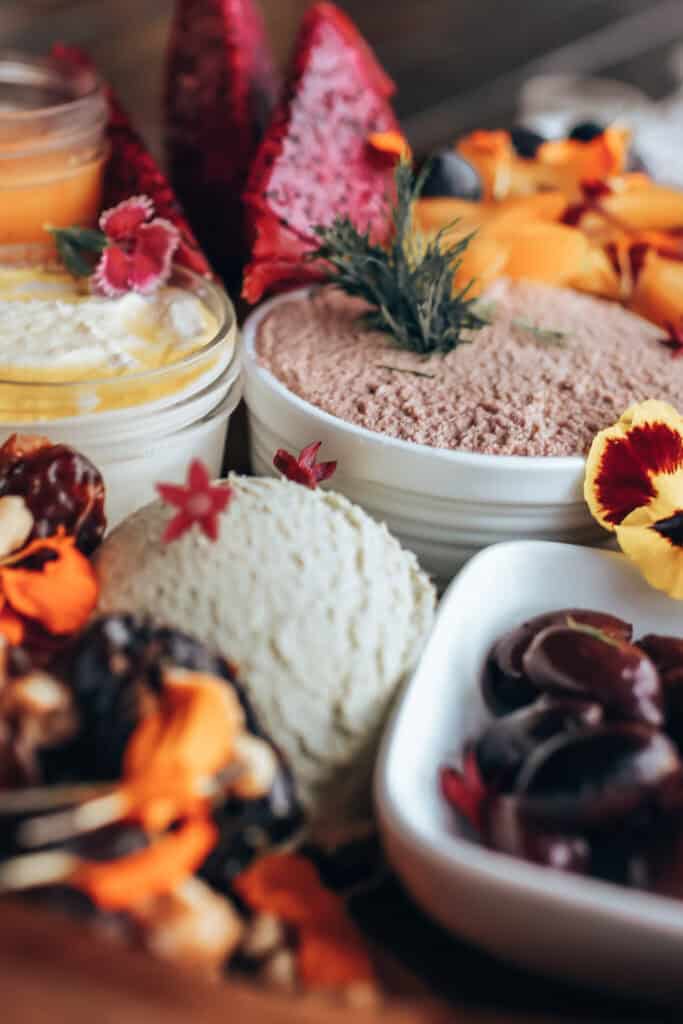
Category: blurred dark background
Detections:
[{"x1": 2, "y1": 0, "x2": 683, "y2": 158}]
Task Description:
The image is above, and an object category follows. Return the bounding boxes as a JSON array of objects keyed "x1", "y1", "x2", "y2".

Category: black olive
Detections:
[
  {"x1": 569, "y1": 120, "x2": 604, "y2": 142},
  {"x1": 510, "y1": 126, "x2": 545, "y2": 158},
  {"x1": 483, "y1": 794, "x2": 590, "y2": 873},
  {"x1": 482, "y1": 609, "x2": 632, "y2": 716},
  {"x1": 523, "y1": 624, "x2": 662, "y2": 726},
  {"x1": 515, "y1": 724, "x2": 681, "y2": 831},
  {"x1": 475, "y1": 697, "x2": 603, "y2": 790},
  {"x1": 420, "y1": 150, "x2": 482, "y2": 200}
]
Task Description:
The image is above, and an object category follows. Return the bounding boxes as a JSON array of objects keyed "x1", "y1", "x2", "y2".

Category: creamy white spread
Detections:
[
  {"x1": 95, "y1": 475, "x2": 436, "y2": 826},
  {"x1": 0, "y1": 267, "x2": 217, "y2": 383}
]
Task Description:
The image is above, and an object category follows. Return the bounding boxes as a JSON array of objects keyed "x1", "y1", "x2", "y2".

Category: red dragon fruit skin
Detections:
[
  {"x1": 51, "y1": 43, "x2": 211, "y2": 279},
  {"x1": 242, "y1": 1, "x2": 401, "y2": 304},
  {"x1": 164, "y1": 0, "x2": 279, "y2": 289}
]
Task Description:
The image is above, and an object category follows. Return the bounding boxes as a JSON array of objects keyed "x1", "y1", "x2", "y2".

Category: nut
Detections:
[
  {"x1": 0, "y1": 496, "x2": 33, "y2": 559},
  {"x1": 232, "y1": 734, "x2": 278, "y2": 799},
  {"x1": 259, "y1": 949, "x2": 298, "y2": 992},
  {"x1": 139, "y1": 877, "x2": 244, "y2": 973},
  {"x1": 240, "y1": 912, "x2": 286, "y2": 960}
]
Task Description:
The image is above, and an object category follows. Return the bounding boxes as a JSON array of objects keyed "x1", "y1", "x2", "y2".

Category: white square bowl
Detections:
[{"x1": 375, "y1": 540, "x2": 683, "y2": 1006}]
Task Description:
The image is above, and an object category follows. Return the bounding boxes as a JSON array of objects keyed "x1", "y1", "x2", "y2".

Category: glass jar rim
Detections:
[
  {"x1": 0, "y1": 50, "x2": 104, "y2": 121},
  {"x1": 0, "y1": 264, "x2": 236, "y2": 393}
]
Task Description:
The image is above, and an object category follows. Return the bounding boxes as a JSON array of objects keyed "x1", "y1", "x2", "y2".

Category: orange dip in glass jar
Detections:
[{"x1": 0, "y1": 51, "x2": 108, "y2": 259}]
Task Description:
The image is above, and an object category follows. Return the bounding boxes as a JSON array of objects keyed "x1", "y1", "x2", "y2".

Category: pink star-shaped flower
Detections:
[
  {"x1": 273, "y1": 442, "x2": 337, "y2": 489},
  {"x1": 156, "y1": 460, "x2": 232, "y2": 543}
]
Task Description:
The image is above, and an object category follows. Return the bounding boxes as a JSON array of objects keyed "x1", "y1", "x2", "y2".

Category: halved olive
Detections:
[
  {"x1": 482, "y1": 609, "x2": 632, "y2": 716},
  {"x1": 522, "y1": 625, "x2": 662, "y2": 726},
  {"x1": 515, "y1": 724, "x2": 681, "y2": 831},
  {"x1": 483, "y1": 794, "x2": 590, "y2": 873},
  {"x1": 475, "y1": 697, "x2": 603, "y2": 790},
  {"x1": 420, "y1": 150, "x2": 482, "y2": 200}
]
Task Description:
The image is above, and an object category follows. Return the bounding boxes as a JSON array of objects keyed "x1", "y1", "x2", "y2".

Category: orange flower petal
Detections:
[
  {"x1": 0, "y1": 532, "x2": 98, "y2": 634},
  {"x1": 585, "y1": 402, "x2": 683, "y2": 530},
  {"x1": 366, "y1": 130, "x2": 411, "y2": 161},
  {"x1": 0, "y1": 605, "x2": 24, "y2": 646}
]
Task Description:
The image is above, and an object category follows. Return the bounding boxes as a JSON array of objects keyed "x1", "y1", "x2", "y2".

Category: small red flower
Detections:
[
  {"x1": 273, "y1": 442, "x2": 337, "y2": 490},
  {"x1": 658, "y1": 321, "x2": 683, "y2": 358},
  {"x1": 440, "y1": 747, "x2": 487, "y2": 833},
  {"x1": 156, "y1": 460, "x2": 232, "y2": 543},
  {"x1": 94, "y1": 196, "x2": 180, "y2": 297}
]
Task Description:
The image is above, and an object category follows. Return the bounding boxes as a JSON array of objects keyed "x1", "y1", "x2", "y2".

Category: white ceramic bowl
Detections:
[
  {"x1": 376, "y1": 540, "x2": 683, "y2": 1005},
  {"x1": 242, "y1": 291, "x2": 605, "y2": 585}
]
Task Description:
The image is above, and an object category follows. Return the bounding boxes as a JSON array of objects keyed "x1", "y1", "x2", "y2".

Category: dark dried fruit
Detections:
[
  {"x1": 420, "y1": 151, "x2": 482, "y2": 200},
  {"x1": 515, "y1": 724, "x2": 681, "y2": 831},
  {"x1": 522, "y1": 624, "x2": 662, "y2": 726},
  {"x1": 482, "y1": 608, "x2": 631, "y2": 716},
  {"x1": 0, "y1": 440, "x2": 106, "y2": 555},
  {"x1": 47, "y1": 615, "x2": 235, "y2": 781},
  {"x1": 200, "y1": 769, "x2": 303, "y2": 895},
  {"x1": 474, "y1": 697, "x2": 603, "y2": 790}
]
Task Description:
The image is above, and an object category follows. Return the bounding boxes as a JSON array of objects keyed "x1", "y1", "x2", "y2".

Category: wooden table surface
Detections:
[{"x1": 1, "y1": 1, "x2": 683, "y2": 1021}]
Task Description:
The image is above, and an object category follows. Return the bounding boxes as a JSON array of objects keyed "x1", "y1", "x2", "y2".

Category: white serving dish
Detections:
[
  {"x1": 375, "y1": 540, "x2": 683, "y2": 1005},
  {"x1": 241, "y1": 291, "x2": 605, "y2": 586}
]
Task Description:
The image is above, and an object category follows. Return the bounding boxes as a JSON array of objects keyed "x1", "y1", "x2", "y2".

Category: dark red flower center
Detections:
[
  {"x1": 595, "y1": 423, "x2": 683, "y2": 526},
  {"x1": 652, "y1": 510, "x2": 683, "y2": 548}
]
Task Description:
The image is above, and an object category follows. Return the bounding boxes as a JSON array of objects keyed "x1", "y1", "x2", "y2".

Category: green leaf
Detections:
[
  {"x1": 308, "y1": 157, "x2": 487, "y2": 356},
  {"x1": 47, "y1": 225, "x2": 107, "y2": 279}
]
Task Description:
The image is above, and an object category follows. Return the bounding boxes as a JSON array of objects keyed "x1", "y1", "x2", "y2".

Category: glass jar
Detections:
[
  {"x1": 0, "y1": 267, "x2": 241, "y2": 527},
  {"x1": 0, "y1": 51, "x2": 108, "y2": 257}
]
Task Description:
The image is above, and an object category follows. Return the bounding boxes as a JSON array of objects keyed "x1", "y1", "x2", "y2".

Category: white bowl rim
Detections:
[
  {"x1": 376, "y1": 540, "x2": 683, "y2": 939},
  {"x1": 242, "y1": 287, "x2": 587, "y2": 476}
]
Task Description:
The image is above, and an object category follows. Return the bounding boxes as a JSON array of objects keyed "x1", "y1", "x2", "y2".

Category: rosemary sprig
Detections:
[
  {"x1": 376, "y1": 364, "x2": 436, "y2": 379},
  {"x1": 512, "y1": 319, "x2": 568, "y2": 346},
  {"x1": 309, "y1": 159, "x2": 487, "y2": 356}
]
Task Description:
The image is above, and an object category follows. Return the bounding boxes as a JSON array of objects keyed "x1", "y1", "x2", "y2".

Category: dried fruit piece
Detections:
[
  {"x1": 243, "y1": 1, "x2": 400, "y2": 302},
  {"x1": 164, "y1": 0, "x2": 279, "y2": 284},
  {"x1": 0, "y1": 436, "x2": 106, "y2": 555}
]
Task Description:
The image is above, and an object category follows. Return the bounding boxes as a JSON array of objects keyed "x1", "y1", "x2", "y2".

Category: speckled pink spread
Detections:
[{"x1": 255, "y1": 279, "x2": 673, "y2": 456}]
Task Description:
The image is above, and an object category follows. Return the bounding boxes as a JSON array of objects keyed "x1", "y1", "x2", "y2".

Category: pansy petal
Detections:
[
  {"x1": 616, "y1": 519, "x2": 683, "y2": 600},
  {"x1": 93, "y1": 245, "x2": 132, "y2": 297},
  {"x1": 585, "y1": 401, "x2": 683, "y2": 530},
  {"x1": 129, "y1": 219, "x2": 180, "y2": 294},
  {"x1": 99, "y1": 195, "x2": 154, "y2": 240}
]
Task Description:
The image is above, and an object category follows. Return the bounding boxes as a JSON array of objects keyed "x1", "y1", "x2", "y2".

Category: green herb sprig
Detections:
[
  {"x1": 309, "y1": 159, "x2": 488, "y2": 356},
  {"x1": 512, "y1": 319, "x2": 568, "y2": 347}
]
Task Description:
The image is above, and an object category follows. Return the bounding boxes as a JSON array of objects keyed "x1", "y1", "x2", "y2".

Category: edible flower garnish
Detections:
[
  {"x1": 273, "y1": 442, "x2": 337, "y2": 490},
  {"x1": 310, "y1": 158, "x2": 487, "y2": 355},
  {"x1": 0, "y1": 531, "x2": 98, "y2": 644},
  {"x1": 51, "y1": 195, "x2": 180, "y2": 297},
  {"x1": 585, "y1": 401, "x2": 683, "y2": 598},
  {"x1": 366, "y1": 130, "x2": 411, "y2": 162},
  {"x1": 157, "y1": 459, "x2": 232, "y2": 543},
  {"x1": 439, "y1": 747, "x2": 487, "y2": 833},
  {"x1": 658, "y1": 321, "x2": 683, "y2": 358},
  {"x1": 235, "y1": 852, "x2": 377, "y2": 995}
]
